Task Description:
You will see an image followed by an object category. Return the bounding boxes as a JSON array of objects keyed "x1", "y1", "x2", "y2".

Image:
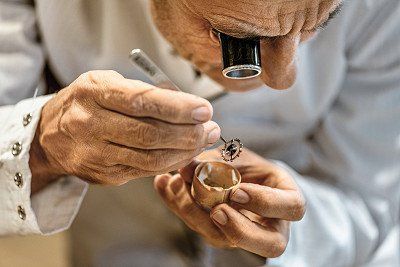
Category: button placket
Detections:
[
  {"x1": 14, "y1": 109, "x2": 34, "y2": 221},
  {"x1": 14, "y1": 172, "x2": 23, "y2": 188},
  {"x1": 23, "y1": 113, "x2": 32, "y2": 126},
  {"x1": 17, "y1": 205, "x2": 26, "y2": 220},
  {"x1": 11, "y1": 142, "x2": 22, "y2": 156}
]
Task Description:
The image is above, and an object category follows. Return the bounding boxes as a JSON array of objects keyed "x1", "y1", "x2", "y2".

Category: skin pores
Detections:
[{"x1": 150, "y1": 0, "x2": 342, "y2": 90}]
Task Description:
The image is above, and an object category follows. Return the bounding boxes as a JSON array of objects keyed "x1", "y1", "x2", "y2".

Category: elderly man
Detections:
[
  {"x1": 0, "y1": 0, "x2": 399, "y2": 266},
  {"x1": 151, "y1": 1, "x2": 400, "y2": 266}
]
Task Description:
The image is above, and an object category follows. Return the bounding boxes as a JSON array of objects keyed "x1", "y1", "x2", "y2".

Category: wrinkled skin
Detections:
[
  {"x1": 30, "y1": 70, "x2": 221, "y2": 193},
  {"x1": 154, "y1": 148, "x2": 306, "y2": 257},
  {"x1": 151, "y1": 0, "x2": 342, "y2": 90},
  {"x1": 150, "y1": 1, "x2": 342, "y2": 256}
]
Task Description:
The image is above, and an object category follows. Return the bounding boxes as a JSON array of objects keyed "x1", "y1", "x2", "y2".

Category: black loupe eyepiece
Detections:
[{"x1": 216, "y1": 31, "x2": 262, "y2": 79}]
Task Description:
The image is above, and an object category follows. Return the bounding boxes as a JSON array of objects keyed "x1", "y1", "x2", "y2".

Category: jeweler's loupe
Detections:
[{"x1": 216, "y1": 31, "x2": 262, "y2": 80}]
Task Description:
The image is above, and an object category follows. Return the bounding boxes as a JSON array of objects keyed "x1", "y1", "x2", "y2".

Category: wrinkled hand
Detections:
[
  {"x1": 30, "y1": 70, "x2": 220, "y2": 190},
  {"x1": 154, "y1": 149, "x2": 305, "y2": 258}
]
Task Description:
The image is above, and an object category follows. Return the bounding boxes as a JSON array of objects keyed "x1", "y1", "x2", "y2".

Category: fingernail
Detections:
[
  {"x1": 211, "y1": 210, "x2": 228, "y2": 225},
  {"x1": 208, "y1": 127, "x2": 221, "y2": 144},
  {"x1": 192, "y1": 107, "x2": 211, "y2": 122},
  {"x1": 231, "y1": 189, "x2": 250, "y2": 204}
]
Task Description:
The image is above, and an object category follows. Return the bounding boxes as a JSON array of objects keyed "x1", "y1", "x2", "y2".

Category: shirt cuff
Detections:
[
  {"x1": 0, "y1": 94, "x2": 87, "y2": 235},
  {"x1": 31, "y1": 175, "x2": 87, "y2": 235}
]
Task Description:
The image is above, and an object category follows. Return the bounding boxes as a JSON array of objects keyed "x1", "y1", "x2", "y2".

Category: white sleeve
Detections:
[
  {"x1": 0, "y1": 0, "x2": 46, "y2": 105},
  {"x1": 269, "y1": 1, "x2": 400, "y2": 266},
  {"x1": 0, "y1": 95, "x2": 88, "y2": 236}
]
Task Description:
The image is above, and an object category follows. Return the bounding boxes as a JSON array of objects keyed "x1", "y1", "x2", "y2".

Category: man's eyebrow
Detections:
[
  {"x1": 311, "y1": 3, "x2": 343, "y2": 32},
  {"x1": 258, "y1": 3, "x2": 344, "y2": 39},
  {"x1": 217, "y1": 3, "x2": 343, "y2": 40}
]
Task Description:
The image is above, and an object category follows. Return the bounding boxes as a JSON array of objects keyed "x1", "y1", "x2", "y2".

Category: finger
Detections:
[
  {"x1": 89, "y1": 74, "x2": 213, "y2": 124},
  {"x1": 101, "y1": 155, "x2": 196, "y2": 185},
  {"x1": 210, "y1": 204, "x2": 289, "y2": 258},
  {"x1": 230, "y1": 183, "x2": 306, "y2": 221},
  {"x1": 100, "y1": 141, "x2": 205, "y2": 172},
  {"x1": 98, "y1": 109, "x2": 220, "y2": 150},
  {"x1": 154, "y1": 174, "x2": 226, "y2": 245}
]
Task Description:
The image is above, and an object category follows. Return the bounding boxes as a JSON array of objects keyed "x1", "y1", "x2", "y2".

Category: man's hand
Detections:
[
  {"x1": 30, "y1": 70, "x2": 220, "y2": 192},
  {"x1": 154, "y1": 149, "x2": 305, "y2": 258}
]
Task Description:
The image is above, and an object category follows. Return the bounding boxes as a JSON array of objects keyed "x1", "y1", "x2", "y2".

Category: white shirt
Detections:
[{"x1": 0, "y1": 0, "x2": 399, "y2": 266}]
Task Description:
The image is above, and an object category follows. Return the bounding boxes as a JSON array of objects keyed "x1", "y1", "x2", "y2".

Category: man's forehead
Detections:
[
  {"x1": 186, "y1": 0, "x2": 342, "y2": 38},
  {"x1": 189, "y1": 0, "x2": 335, "y2": 9}
]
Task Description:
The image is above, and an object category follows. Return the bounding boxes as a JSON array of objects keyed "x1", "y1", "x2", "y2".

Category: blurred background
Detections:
[
  {"x1": 1, "y1": 178, "x2": 190, "y2": 267},
  {"x1": 1, "y1": 177, "x2": 263, "y2": 267}
]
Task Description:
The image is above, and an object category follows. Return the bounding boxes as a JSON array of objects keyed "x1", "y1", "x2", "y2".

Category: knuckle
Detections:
[
  {"x1": 134, "y1": 123, "x2": 161, "y2": 148},
  {"x1": 70, "y1": 74, "x2": 104, "y2": 100},
  {"x1": 60, "y1": 107, "x2": 97, "y2": 137},
  {"x1": 131, "y1": 92, "x2": 162, "y2": 115},
  {"x1": 130, "y1": 92, "x2": 145, "y2": 111},
  {"x1": 86, "y1": 70, "x2": 104, "y2": 85},
  {"x1": 144, "y1": 150, "x2": 167, "y2": 171},
  {"x1": 144, "y1": 94, "x2": 177, "y2": 118},
  {"x1": 184, "y1": 125, "x2": 203, "y2": 149},
  {"x1": 68, "y1": 83, "x2": 92, "y2": 103},
  {"x1": 84, "y1": 70, "x2": 121, "y2": 90},
  {"x1": 74, "y1": 72, "x2": 90, "y2": 86},
  {"x1": 130, "y1": 89, "x2": 182, "y2": 120}
]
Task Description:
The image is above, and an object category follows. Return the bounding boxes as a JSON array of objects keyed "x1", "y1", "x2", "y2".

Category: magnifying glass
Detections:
[{"x1": 216, "y1": 31, "x2": 262, "y2": 80}]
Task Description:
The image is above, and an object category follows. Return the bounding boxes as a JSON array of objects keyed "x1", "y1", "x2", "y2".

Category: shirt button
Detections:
[
  {"x1": 11, "y1": 142, "x2": 22, "y2": 156},
  {"x1": 17, "y1": 205, "x2": 26, "y2": 220},
  {"x1": 14, "y1": 172, "x2": 23, "y2": 188},
  {"x1": 23, "y1": 113, "x2": 32, "y2": 126}
]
